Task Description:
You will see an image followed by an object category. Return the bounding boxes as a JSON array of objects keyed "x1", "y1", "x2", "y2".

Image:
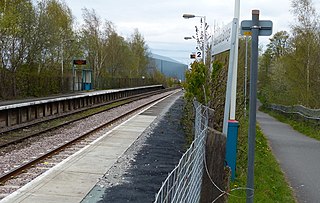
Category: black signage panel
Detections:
[{"x1": 73, "y1": 59, "x2": 87, "y2": 65}]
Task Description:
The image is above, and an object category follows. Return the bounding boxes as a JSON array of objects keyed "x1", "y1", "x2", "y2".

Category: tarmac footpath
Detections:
[
  {"x1": 257, "y1": 109, "x2": 320, "y2": 203},
  {"x1": 0, "y1": 90, "x2": 185, "y2": 203}
]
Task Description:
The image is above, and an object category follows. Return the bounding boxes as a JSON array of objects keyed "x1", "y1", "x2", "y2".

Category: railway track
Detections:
[
  {"x1": 0, "y1": 88, "x2": 175, "y2": 148},
  {"x1": 0, "y1": 89, "x2": 180, "y2": 198}
]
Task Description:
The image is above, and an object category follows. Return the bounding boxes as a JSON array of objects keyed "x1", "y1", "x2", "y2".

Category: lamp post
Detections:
[
  {"x1": 183, "y1": 14, "x2": 207, "y2": 64},
  {"x1": 61, "y1": 42, "x2": 65, "y2": 87}
]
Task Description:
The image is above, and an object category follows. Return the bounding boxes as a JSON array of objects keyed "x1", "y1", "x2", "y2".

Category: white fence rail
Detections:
[{"x1": 154, "y1": 101, "x2": 209, "y2": 203}]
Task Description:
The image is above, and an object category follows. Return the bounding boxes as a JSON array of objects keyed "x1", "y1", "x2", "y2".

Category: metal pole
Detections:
[
  {"x1": 61, "y1": 44, "x2": 64, "y2": 79},
  {"x1": 222, "y1": 0, "x2": 240, "y2": 134},
  {"x1": 61, "y1": 43, "x2": 64, "y2": 90},
  {"x1": 246, "y1": 9, "x2": 259, "y2": 203},
  {"x1": 209, "y1": 33, "x2": 214, "y2": 72},
  {"x1": 203, "y1": 16, "x2": 206, "y2": 64},
  {"x1": 72, "y1": 60, "x2": 75, "y2": 92},
  {"x1": 222, "y1": 18, "x2": 238, "y2": 135},
  {"x1": 230, "y1": 0, "x2": 240, "y2": 120},
  {"x1": 244, "y1": 36, "x2": 248, "y2": 117}
]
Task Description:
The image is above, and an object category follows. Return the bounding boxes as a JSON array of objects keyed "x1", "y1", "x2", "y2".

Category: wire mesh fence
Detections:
[
  {"x1": 154, "y1": 100, "x2": 209, "y2": 203},
  {"x1": 268, "y1": 103, "x2": 320, "y2": 120}
]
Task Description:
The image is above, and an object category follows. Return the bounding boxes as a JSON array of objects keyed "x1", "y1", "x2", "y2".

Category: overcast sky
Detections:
[{"x1": 66, "y1": 0, "x2": 319, "y2": 65}]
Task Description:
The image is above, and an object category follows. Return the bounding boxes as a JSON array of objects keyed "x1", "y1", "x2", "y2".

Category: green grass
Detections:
[
  {"x1": 228, "y1": 118, "x2": 296, "y2": 203},
  {"x1": 260, "y1": 107, "x2": 320, "y2": 141}
]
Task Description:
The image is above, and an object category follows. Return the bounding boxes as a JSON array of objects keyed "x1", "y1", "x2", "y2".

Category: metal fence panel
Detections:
[
  {"x1": 269, "y1": 103, "x2": 320, "y2": 120},
  {"x1": 154, "y1": 101, "x2": 210, "y2": 203}
]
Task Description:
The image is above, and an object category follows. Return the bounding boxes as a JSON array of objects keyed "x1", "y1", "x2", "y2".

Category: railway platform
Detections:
[
  {"x1": 0, "y1": 85, "x2": 164, "y2": 131},
  {"x1": 0, "y1": 85, "x2": 162, "y2": 108},
  {"x1": 0, "y1": 90, "x2": 184, "y2": 203}
]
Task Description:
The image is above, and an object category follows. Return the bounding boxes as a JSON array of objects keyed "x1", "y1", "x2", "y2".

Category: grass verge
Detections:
[
  {"x1": 228, "y1": 118, "x2": 296, "y2": 203},
  {"x1": 260, "y1": 107, "x2": 320, "y2": 141}
]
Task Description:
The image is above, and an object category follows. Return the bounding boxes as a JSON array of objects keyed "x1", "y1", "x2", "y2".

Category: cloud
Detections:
[{"x1": 65, "y1": 0, "x2": 319, "y2": 64}]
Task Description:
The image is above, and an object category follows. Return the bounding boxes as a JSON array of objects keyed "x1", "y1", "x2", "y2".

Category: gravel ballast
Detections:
[{"x1": 82, "y1": 92, "x2": 187, "y2": 203}]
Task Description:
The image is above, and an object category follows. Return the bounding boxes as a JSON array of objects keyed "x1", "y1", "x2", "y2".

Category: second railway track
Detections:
[
  {"x1": 0, "y1": 89, "x2": 181, "y2": 199},
  {"x1": 0, "y1": 88, "x2": 175, "y2": 148}
]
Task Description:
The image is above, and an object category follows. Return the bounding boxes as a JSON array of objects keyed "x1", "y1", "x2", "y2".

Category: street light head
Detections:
[
  {"x1": 183, "y1": 14, "x2": 195, "y2": 19},
  {"x1": 184, "y1": 37, "x2": 192, "y2": 40}
]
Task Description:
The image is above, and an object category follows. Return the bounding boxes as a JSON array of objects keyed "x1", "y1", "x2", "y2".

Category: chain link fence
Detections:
[
  {"x1": 268, "y1": 104, "x2": 320, "y2": 121},
  {"x1": 154, "y1": 100, "x2": 210, "y2": 203}
]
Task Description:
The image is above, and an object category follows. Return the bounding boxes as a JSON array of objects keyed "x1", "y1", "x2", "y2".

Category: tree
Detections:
[
  {"x1": 105, "y1": 31, "x2": 132, "y2": 78},
  {"x1": 184, "y1": 61, "x2": 209, "y2": 104},
  {"x1": 81, "y1": 8, "x2": 106, "y2": 87},
  {"x1": 259, "y1": 0, "x2": 320, "y2": 108},
  {"x1": 259, "y1": 31, "x2": 290, "y2": 103},
  {"x1": 0, "y1": 0, "x2": 35, "y2": 96},
  {"x1": 289, "y1": 0, "x2": 319, "y2": 107},
  {"x1": 267, "y1": 31, "x2": 290, "y2": 58},
  {"x1": 29, "y1": 0, "x2": 74, "y2": 71},
  {"x1": 0, "y1": 1, "x2": 165, "y2": 99},
  {"x1": 129, "y1": 29, "x2": 149, "y2": 78}
]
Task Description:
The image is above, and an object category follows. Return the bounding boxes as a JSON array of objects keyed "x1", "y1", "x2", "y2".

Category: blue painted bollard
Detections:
[{"x1": 226, "y1": 120, "x2": 239, "y2": 181}]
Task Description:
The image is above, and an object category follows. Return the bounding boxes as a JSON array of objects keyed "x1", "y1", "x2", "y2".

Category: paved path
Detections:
[{"x1": 257, "y1": 110, "x2": 320, "y2": 203}]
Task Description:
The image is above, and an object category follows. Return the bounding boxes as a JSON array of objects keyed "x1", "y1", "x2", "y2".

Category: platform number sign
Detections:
[
  {"x1": 197, "y1": 52, "x2": 201, "y2": 58},
  {"x1": 190, "y1": 52, "x2": 202, "y2": 59}
]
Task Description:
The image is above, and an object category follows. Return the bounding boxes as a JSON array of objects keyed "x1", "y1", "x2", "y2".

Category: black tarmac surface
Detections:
[
  {"x1": 82, "y1": 91, "x2": 187, "y2": 203},
  {"x1": 257, "y1": 109, "x2": 320, "y2": 203}
]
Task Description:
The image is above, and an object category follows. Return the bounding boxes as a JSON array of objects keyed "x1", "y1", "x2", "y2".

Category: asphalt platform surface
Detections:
[
  {"x1": 82, "y1": 91, "x2": 187, "y2": 203},
  {"x1": 257, "y1": 109, "x2": 320, "y2": 203}
]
